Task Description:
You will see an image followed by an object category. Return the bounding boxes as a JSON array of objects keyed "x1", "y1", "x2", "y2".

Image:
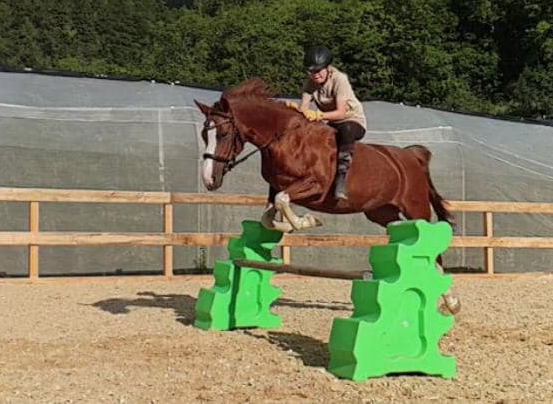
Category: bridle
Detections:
[
  {"x1": 202, "y1": 109, "x2": 298, "y2": 174},
  {"x1": 201, "y1": 111, "x2": 241, "y2": 174}
]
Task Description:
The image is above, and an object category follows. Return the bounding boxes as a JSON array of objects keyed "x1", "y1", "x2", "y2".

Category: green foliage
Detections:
[
  {"x1": 1, "y1": 0, "x2": 553, "y2": 119},
  {"x1": 510, "y1": 65, "x2": 553, "y2": 118},
  {"x1": 0, "y1": 3, "x2": 10, "y2": 60}
]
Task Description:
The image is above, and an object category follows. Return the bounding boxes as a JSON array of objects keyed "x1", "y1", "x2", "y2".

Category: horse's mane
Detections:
[
  {"x1": 222, "y1": 78, "x2": 274, "y2": 101},
  {"x1": 221, "y1": 78, "x2": 334, "y2": 139},
  {"x1": 222, "y1": 78, "x2": 297, "y2": 121}
]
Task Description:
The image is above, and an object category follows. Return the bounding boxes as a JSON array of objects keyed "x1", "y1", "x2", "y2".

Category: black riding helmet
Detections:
[{"x1": 303, "y1": 46, "x2": 333, "y2": 72}]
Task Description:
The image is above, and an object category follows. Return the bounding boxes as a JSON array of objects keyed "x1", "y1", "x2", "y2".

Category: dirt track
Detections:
[{"x1": 1, "y1": 274, "x2": 552, "y2": 403}]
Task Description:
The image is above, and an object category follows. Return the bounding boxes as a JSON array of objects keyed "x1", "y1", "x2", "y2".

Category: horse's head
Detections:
[
  {"x1": 194, "y1": 98, "x2": 245, "y2": 191},
  {"x1": 194, "y1": 78, "x2": 297, "y2": 191}
]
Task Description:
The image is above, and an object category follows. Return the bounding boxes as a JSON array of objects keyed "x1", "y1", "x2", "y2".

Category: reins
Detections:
[
  {"x1": 226, "y1": 124, "x2": 300, "y2": 172},
  {"x1": 202, "y1": 111, "x2": 300, "y2": 174}
]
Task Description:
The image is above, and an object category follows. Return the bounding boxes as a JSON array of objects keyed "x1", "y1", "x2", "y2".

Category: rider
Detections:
[{"x1": 294, "y1": 46, "x2": 367, "y2": 200}]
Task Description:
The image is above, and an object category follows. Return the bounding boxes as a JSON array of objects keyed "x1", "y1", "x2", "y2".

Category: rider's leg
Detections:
[{"x1": 332, "y1": 122, "x2": 366, "y2": 200}]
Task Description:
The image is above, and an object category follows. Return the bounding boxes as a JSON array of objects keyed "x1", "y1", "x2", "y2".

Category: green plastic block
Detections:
[
  {"x1": 194, "y1": 220, "x2": 283, "y2": 331},
  {"x1": 328, "y1": 219, "x2": 456, "y2": 380}
]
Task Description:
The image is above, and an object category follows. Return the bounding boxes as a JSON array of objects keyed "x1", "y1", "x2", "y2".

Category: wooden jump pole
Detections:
[{"x1": 233, "y1": 259, "x2": 371, "y2": 281}]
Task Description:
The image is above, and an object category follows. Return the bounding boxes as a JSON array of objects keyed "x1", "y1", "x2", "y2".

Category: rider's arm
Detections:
[
  {"x1": 320, "y1": 98, "x2": 347, "y2": 121},
  {"x1": 299, "y1": 92, "x2": 312, "y2": 112},
  {"x1": 299, "y1": 78, "x2": 313, "y2": 112}
]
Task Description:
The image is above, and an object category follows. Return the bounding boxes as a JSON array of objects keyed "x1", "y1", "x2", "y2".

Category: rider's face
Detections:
[{"x1": 310, "y1": 68, "x2": 329, "y2": 85}]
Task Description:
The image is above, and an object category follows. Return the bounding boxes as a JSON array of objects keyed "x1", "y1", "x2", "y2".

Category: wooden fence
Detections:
[{"x1": 1, "y1": 187, "x2": 553, "y2": 279}]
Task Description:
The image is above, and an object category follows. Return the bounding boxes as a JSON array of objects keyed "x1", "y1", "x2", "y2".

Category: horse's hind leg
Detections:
[{"x1": 435, "y1": 262, "x2": 461, "y2": 315}]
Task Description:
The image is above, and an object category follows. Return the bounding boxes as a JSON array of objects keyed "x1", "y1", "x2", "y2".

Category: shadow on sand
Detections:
[{"x1": 91, "y1": 291, "x2": 197, "y2": 326}]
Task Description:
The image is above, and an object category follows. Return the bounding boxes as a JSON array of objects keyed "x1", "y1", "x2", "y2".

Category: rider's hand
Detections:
[
  {"x1": 302, "y1": 109, "x2": 324, "y2": 121},
  {"x1": 285, "y1": 101, "x2": 301, "y2": 111}
]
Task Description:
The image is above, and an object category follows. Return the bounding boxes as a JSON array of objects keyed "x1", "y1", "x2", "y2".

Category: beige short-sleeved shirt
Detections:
[{"x1": 302, "y1": 65, "x2": 366, "y2": 129}]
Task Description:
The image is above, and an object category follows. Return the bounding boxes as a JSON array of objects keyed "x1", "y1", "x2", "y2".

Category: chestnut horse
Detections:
[{"x1": 195, "y1": 78, "x2": 460, "y2": 314}]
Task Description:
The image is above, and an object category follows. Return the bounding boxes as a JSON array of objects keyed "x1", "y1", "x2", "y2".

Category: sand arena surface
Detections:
[{"x1": 1, "y1": 274, "x2": 552, "y2": 403}]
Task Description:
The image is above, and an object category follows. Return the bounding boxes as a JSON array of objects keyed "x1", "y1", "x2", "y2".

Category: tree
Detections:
[{"x1": 1, "y1": 0, "x2": 552, "y2": 118}]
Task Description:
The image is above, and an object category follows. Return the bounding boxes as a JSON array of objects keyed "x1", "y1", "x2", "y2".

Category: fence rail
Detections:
[{"x1": 1, "y1": 187, "x2": 553, "y2": 279}]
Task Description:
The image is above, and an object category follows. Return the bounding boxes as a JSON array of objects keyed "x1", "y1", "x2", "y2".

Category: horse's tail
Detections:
[{"x1": 406, "y1": 145, "x2": 455, "y2": 227}]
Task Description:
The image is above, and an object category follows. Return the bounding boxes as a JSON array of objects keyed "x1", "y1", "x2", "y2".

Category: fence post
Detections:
[
  {"x1": 483, "y1": 211, "x2": 494, "y2": 274},
  {"x1": 278, "y1": 211, "x2": 291, "y2": 264},
  {"x1": 28, "y1": 201, "x2": 39, "y2": 279},
  {"x1": 163, "y1": 203, "x2": 173, "y2": 277},
  {"x1": 282, "y1": 244, "x2": 291, "y2": 265}
]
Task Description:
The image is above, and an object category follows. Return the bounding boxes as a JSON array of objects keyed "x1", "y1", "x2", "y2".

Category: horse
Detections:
[{"x1": 194, "y1": 78, "x2": 460, "y2": 314}]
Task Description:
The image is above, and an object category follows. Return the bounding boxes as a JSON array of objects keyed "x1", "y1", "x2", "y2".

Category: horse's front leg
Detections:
[
  {"x1": 273, "y1": 181, "x2": 324, "y2": 231},
  {"x1": 260, "y1": 186, "x2": 294, "y2": 232},
  {"x1": 261, "y1": 202, "x2": 294, "y2": 233}
]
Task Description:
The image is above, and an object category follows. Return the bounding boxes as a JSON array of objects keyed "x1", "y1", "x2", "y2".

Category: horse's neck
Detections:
[
  {"x1": 248, "y1": 128, "x2": 278, "y2": 149},
  {"x1": 238, "y1": 103, "x2": 290, "y2": 148}
]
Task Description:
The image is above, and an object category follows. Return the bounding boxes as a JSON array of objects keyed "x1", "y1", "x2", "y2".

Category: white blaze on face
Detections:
[{"x1": 201, "y1": 124, "x2": 217, "y2": 188}]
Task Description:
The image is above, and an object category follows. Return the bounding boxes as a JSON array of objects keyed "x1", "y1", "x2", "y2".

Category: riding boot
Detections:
[{"x1": 335, "y1": 151, "x2": 352, "y2": 200}]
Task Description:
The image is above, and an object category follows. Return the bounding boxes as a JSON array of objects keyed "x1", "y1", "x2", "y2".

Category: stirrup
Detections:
[{"x1": 334, "y1": 174, "x2": 348, "y2": 200}]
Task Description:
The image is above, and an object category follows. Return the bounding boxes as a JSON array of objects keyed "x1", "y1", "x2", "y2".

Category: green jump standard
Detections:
[
  {"x1": 194, "y1": 219, "x2": 456, "y2": 380},
  {"x1": 328, "y1": 219, "x2": 455, "y2": 380}
]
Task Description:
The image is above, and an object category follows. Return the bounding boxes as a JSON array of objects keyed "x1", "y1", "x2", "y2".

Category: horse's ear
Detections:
[
  {"x1": 194, "y1": 99, "x2": 211, "y2": 116},
  {"x1": 220, "y1": 96, "x2": 231, "y2": 113}
]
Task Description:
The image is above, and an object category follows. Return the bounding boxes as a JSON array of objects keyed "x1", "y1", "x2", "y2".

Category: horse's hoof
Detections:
[
  {"x1": 261, "y1": 219, "x2": 275, "y2": 230},
  {"x1": 261, "y1": 214, "x2": 275, "y2": 230},
  {"x1": 441, "y1": 295, "x2": 461, "y2": 315},
  {"x1": 304, "y1": 214, "x2": 322, "y2": 227}
]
